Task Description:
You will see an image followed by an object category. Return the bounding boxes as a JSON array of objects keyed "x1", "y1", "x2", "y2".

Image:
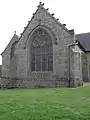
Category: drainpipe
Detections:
[{"x1": 68, "y1": 42, "x2": 78, "y2": 87}]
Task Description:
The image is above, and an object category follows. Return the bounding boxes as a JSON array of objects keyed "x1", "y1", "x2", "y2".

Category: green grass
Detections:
[{"x1": 0, "y1": 87, "x2": 90, "y2": 120}]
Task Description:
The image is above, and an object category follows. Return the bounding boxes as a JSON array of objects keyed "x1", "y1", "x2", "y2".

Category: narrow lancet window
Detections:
[{"x1": 11, "y1": 41, "x2": 17, "y2": 59}]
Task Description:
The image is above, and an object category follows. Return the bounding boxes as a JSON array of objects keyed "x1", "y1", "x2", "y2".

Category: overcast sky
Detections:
[{"x1": 0, "y1": 0, "x2": 90, "y2": 64}]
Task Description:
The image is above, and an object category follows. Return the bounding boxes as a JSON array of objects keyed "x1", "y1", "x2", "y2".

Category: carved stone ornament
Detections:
[{"x1": 32, "y1": 29, "x2": 51, "y2": 47}]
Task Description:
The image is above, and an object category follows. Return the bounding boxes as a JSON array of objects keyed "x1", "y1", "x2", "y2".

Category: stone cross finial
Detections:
[
  {"x1": 14, "y1": 31, "x2": 16, "y2": 34},
  {"x1": 39, "y1": 2, "x2": 42, "y2": 5},
  {"x1": 38, "y1": 2, "x2": 44, "y2": 7}
]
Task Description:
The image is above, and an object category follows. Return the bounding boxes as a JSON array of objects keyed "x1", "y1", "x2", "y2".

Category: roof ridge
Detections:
[{"x1": 76, "y1": 32, "x2": 90, "y2": 35}]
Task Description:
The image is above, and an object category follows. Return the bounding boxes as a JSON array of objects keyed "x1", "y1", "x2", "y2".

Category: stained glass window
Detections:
[{"x1": 31, "y1": 29, "x2": 53, "y2": 71}]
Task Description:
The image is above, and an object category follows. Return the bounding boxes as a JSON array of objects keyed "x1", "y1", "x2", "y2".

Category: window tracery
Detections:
[{"x1": 31, "y1": 29, "x2": 53, "y2": 71}]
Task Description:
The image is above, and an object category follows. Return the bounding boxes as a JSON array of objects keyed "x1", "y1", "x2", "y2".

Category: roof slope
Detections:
[
  {"x1": 1, "y1": 2, "x2": 74, "y2": 56},
  {"x1": 1, "y1": 33, "x2": 19, "y2": 55},
  {"x1": 76, "y1": 32, "x2": 90, "y2": 51},
  {"x1": 19, "y1": 2, "x2": 74, "y2": 40}
]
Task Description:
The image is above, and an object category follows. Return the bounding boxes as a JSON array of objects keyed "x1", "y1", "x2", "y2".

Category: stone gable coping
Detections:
[
  {"x1": 19, "y1": 2, "x2": 74, "y2": 41},
  {"x1": 1, "y1": 33, "x2": 19, "y2": 55}
]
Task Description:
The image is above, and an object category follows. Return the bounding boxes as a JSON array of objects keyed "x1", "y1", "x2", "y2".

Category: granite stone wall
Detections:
[
  {"x1": 86, "y1": 52, "x2": 90, "y2": 81},
  {"x1": 1, "y1": 34, "x2": 18, "y2": 78},
  {"x1": 1, "y1": 4, "x2": 78, "y2": 88},
  {"x1": 14, "y1": 5, "x2": 75, "y2": 88},
  {"x1": 81, "y1": 53, "x2": 88, "y2": 82}
]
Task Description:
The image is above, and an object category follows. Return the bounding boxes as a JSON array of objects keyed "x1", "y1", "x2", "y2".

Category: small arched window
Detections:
[
  {"x1": 11, "y1": 41, "x2": 17, "y2": 59},
  {"x1": 31, "y1": 28, "x2": 53, "y2": 71}
]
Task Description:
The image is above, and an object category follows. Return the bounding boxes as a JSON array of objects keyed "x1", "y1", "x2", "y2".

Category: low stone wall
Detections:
[
  {"x1": 0, "y1": 77, "x2": 83, "y2": 89},
  {"x1": 0, "y1": 77, "x2": 11, "y2": 88},
  {"x1": 12, "y1": 78, "x2": 69, "y2": 88},
  {"x1": 0, "y1": 77, "x2": 70, "y2": 88},
  {"x1": 74, "y1": 79, "x2": 83, "y2": 87}
]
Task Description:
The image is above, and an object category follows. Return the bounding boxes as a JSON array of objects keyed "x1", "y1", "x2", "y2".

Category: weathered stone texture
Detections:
[
  {"x1": 1, "y1": 4, "x2": 85, "y2": 88},
  {"x1": 1, "y1": 34, "x2": 19, "y2": 78},
  {"x1": 86, "y1": 52, "x2": 90, "y2": 81},
  {"x1": 81, "y1": 53, "x2": 88, "y2": 82},
  {"x1": 15, "y1": 5, "x2": 74, "y2": 82}
]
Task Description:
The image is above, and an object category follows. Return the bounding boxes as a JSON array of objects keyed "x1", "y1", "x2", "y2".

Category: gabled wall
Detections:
[
  {"x1": 1, "y1": 34, "x2": 19, "y2": 87},
  {"x1": 1, "y1": 34, "x2": 18, "y2": 77},
  {"x1": 1, "y1": 3, "x2": 77, "y2": 88},
  {"x1": 13, "y1": 4, "x2": 75, "y2": 88}
]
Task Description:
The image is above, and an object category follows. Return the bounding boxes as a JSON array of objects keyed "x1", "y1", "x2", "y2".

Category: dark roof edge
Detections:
[
  {"x1": 75, "y1": 40, "x2": 86, "y2": 53},
  {"x1": 76, "y1": 32, "x2": 90, "y2": 35}
]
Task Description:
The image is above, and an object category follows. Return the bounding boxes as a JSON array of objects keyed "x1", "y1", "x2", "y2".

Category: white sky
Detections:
[{"x1": 0, "y1": 0, "x2": 90, "y2": 65}]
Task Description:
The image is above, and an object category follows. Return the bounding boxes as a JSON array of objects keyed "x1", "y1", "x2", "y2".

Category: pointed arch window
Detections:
[
  {"x1": 31, "y1": 29, "x2": 53, "y2": 71},
  {"x1": 11, "y1": 41, "x2": 17, "y2": 59}
]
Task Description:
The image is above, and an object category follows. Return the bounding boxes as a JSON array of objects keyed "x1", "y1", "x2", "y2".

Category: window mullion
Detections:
[
  {"x1": 35, "y1": 48, "x2": 36, "y2": 71},
  {"x1": 41, "y1": 53, "x2": 42, "y2": 71},
  {"x1": 31, "y1": 29, "x2": 53, "y2": 71},
  {"x1": 47, "y1": 53, "x2": 48, "y2": 71}
]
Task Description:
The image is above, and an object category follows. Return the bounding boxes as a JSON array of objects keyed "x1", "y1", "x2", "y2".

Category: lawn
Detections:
[{"x1": 0, "y1": 86, "x2": 90, "y2": 120}]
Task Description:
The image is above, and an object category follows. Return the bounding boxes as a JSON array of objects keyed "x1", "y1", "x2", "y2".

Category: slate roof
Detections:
[{"x1": 75, "y1": 32, "x2": 90, "y2": 52}]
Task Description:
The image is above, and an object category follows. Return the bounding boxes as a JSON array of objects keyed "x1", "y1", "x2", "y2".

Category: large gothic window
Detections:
[{"x1": 31, "y1": 29, "x2": 53, "y2": 71}]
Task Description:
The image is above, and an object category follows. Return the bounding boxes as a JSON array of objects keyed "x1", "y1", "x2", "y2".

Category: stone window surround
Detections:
[
  {"x1": 31, "y1": 28, "x2": 53, "y2": 71},
  {"x1": 26, "y1": 25, "x2": 56, "y2": 75},
  {"x1": 10, "y1": 41, "x2": 18, "y2": 60}
]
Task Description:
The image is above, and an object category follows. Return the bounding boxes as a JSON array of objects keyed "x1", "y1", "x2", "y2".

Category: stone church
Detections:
[{"x1": 0, "y1": 2, "x2": 89, "y2": 88}]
